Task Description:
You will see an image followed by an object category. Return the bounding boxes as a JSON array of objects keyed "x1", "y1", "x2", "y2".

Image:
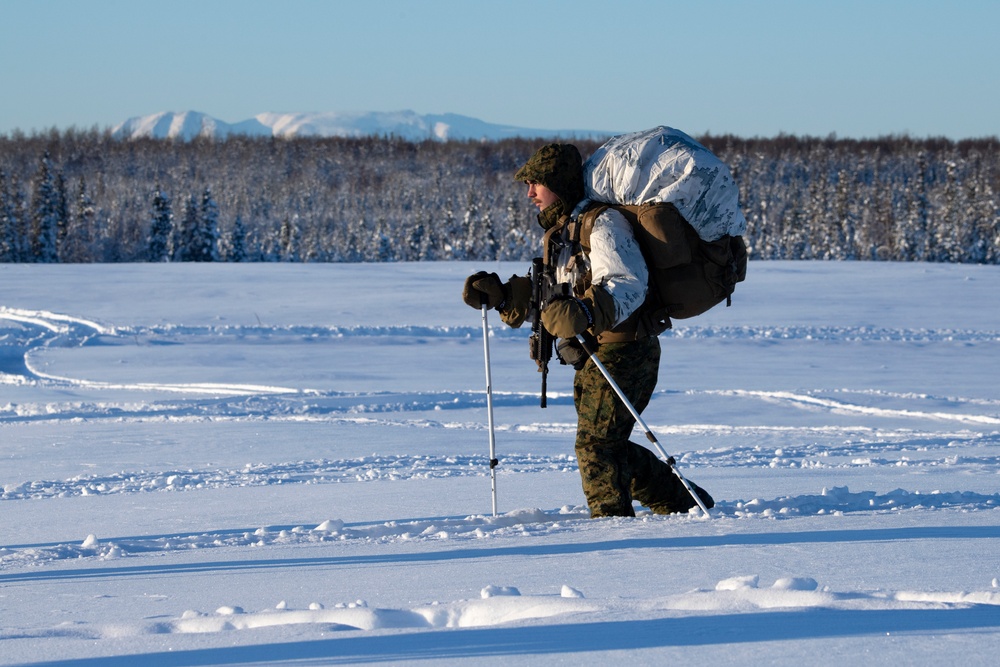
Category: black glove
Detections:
[
  {"x1": 556, "y1": 337, "x2": 588, "y2": 370},
  {"x1": 462, "y1": 271, "x2": 506, "y2": 310}
]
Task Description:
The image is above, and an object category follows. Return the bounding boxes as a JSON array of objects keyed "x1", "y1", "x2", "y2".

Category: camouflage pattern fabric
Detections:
[
  {"x1": 573, "y1": 336, "x2": 711, "y2": 516},
  {"x1": 513, "y1": 143, "x2": 586, "y2": 215},
  {"x1": 583, "y1": 126, "x2": 747, "y2": 242}
]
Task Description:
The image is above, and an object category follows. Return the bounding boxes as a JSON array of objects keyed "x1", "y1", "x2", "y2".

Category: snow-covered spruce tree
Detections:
[
  {"x1": 858, "y1": 158, "x2": 895, "y2": 260},
  {"x1": 227, "y1": 215, "x2": 248, "y2": 262},
  {"x1": 338, "y1": 223, "x2": 363, "y2": 263},
  {"x1": 460, "y1": 194, "x2": 481, "y2": 260},
  {"x1": 278, "y1": 217, "x2": 300, "y2": 261},
  {"x1": 406, "y1": 218, "x2": 427, "y2": 261},
  {"x1": 901, "y1": 151, "x2": 933, "y2": 261},
  {"x1": 172, "y1": 194, "x2": 198, "y2": 261},
  {"x1": 59, "y1": 177, "x2": 97, "y2": 263},
  {"x1": 147, "y1": 187, "x2": 173, "y2": 262},
  {"x1": 439, "y1": 204, "x2": 462, "y2": 260},
  {"x1": 499, "y1": 194, "x2": 535, "y2": 261},
  {"x1": 737, "y1": 138, "x2": 792, "y2": 260},
  {"x1": 831, "y1": 168, "x2": 858, "y2": 260},
  {"x1": 462, "y1": 191, "x2": 499, "y2": 261},
  {"x1": 29, "y1": 152, "x2": 64, "y2": 263},
  {"x1": 54, "y1": 172, "x2": 70, "y2": 259},
  {"x1": 935, "y1": 157, "x2": 968, "y2": 263},
  {"x1": 964, "y1": 156, "x2": 1000, "y2": 264},
  {"x1": 0, "y1": 170, "x2": 20, "y2": 262},
  {"x1": 194, "y1": 188, "x2": 220, "y2": 262},
  {"x1": 173, "y1": 189, "x2": 220, "y2": 262},
  {"x1": 371, "y1": 216, "x2": 394, "y2": 262},
  {"x1": 781, "y1": 157, "x2": 821, "y2": 260}
]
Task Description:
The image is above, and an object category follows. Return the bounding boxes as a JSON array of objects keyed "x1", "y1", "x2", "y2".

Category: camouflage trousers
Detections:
[{"x1": 573, "y1": 337, "x2": 701, "y2": 517}]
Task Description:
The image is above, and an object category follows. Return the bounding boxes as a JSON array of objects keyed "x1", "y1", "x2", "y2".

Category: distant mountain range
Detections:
[{"x1": 111, "y1": 110, "x2": 614, "y2": 142}]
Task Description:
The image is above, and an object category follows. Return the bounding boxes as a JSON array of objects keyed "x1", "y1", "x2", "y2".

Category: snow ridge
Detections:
[
  {"x1": 4, "y1": 580, "x2": 998, "y2": 643},
  {"x1": 4, "y1": 489, "x2": 999, "y2": 571}
]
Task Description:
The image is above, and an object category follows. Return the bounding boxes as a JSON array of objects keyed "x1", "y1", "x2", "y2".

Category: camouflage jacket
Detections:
[{"x1": 499, "y1": 203, "x2": 651, "y2": 343}]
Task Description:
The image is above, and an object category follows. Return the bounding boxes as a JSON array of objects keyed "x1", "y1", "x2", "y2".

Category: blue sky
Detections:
[{"x1": 2, "y1": 0, "x2": 997, "y2": 139}]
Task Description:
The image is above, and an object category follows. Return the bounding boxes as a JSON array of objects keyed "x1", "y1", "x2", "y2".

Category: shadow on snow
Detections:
[
  {"x1": 4, "y1": 524, "x2": 999, "y2": 585},
  {"x1": 23, "y1": 605, "x2": 1000, "y2": 666}
]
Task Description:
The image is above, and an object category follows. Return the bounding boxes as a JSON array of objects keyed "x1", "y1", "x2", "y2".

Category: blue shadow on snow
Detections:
[
  {"x1": 19, "y1": 605, "x2": 1000, "y2": 666},
  {"x1": 2, "y1": 525, "x2": 999, "y2": 585}
]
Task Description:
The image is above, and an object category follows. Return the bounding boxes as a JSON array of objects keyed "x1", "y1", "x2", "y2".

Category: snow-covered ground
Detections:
[{"x1": 1, "y1": 260, "x2": 999, "y2": 666}]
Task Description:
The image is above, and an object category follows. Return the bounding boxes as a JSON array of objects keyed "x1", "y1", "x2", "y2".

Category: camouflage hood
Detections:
[{"x1": 514, "y1": 144, "x2": 586, "y2": 228}]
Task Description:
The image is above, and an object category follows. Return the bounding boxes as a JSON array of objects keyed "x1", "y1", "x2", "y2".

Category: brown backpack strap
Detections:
[
  {"x1": 575, "y1": 203, "x2": 611, "y2": 252},
  {"x1": 580, "y1": 203, "x2": 672, "y2": 340},
  {"x1": 541, "y1": 220, "x2": 563, "y2": 267}
]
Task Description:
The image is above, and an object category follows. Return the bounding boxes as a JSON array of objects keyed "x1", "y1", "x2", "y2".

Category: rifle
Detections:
[
  {"x1": 528, "y1": 221, "x2": 576, "y2": 407},
  {"x1": 528, "y1": 257, "x2": 554, "y2": 407}
]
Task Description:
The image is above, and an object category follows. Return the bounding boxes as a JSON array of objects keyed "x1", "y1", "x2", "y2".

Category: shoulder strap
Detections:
[
  {"x1": 575, "y1": 203, "x2": 610, "y2": 251},
  {"x1": 541, "y1": 218, "x2": 565, "y2": 267}
]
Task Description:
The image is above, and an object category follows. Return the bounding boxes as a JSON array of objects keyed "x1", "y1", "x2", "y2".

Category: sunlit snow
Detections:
[{"x1": 1, "y1": 260, "x2": 999, "y2": 666}]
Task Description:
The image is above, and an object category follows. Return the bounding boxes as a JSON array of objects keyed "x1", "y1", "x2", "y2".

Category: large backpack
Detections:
[{"x1": 580, "y1": 126, "x2": 749, "y2": 324}]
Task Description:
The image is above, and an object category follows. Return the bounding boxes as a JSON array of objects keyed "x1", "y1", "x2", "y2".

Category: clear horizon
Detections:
[{"x1": 2, "y1": 0, "x2": 998, "y2": 140}]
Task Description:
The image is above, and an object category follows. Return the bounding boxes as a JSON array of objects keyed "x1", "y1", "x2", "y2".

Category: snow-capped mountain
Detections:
[
  {"x1": 111, "y1": 110, "x2": 613, "y2": 142},
  {"x1": 111, "y1": 112, "x2": 272, "y2": 141}
]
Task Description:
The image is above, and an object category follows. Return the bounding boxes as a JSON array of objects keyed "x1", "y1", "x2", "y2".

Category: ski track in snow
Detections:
[
  {"x1": 4, "y1": 295, "x2": 1000, "y2": 653},
  {"x1": 3, "y1": 308, "x2": 1000, "y2": 501},
  {"x1": 4, "y1": 427, "x2": 1000, "y2": 502},
  {"x1": 3, "y1": 306, "x2": 1000, "y2": 427},
  {"x1": 6, "y1": 305, "x2": 1000, "y2": 345},
  {"x1": 3, "y1": 307, "x2": 1000, "y2": 583}
]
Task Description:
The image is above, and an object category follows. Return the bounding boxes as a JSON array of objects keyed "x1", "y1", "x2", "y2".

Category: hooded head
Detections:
[{"x1": 514, "y1": 143, "x2": 585, "y2": 227}]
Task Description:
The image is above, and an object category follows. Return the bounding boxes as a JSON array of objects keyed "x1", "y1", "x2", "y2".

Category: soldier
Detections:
[{"x1": 462, "y1": 144, "x2": 713, "y2": 518}]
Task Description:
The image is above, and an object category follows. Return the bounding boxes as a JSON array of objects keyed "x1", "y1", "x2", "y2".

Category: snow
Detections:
[
  {"x1": 110, "y1": 110, "x2": 613, "y2": 142},
  {"x1": 1, "y1": 260, "x2": 999, "y2": 666}
]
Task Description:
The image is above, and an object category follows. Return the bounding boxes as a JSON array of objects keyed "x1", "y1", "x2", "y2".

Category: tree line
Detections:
[{"x1": 0, "y1": 129, "x2": 997, "y2": 264}]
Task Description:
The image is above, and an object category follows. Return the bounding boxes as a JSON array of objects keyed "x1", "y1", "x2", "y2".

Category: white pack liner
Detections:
[{"x1": 583, "y1": 126, "x2": 747, "y2": 241}]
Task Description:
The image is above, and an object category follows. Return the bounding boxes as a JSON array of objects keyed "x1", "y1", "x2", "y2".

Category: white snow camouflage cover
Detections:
[{"x1": 583, "y1": 126, "x2": 747, "y2": 241}]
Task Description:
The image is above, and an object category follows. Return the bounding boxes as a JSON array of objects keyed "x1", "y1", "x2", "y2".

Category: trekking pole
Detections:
[
  {"x1": 481, "y1": 302, "x2": 499, "y2": 516},
  {"x1": 575, "y1": 333, "x2": 712, "y2": 519}
]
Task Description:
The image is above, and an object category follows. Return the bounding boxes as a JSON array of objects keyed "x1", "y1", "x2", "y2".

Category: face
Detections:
[{"x1": 526, "y1": 181, "x2": 560, "y2": 211}]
